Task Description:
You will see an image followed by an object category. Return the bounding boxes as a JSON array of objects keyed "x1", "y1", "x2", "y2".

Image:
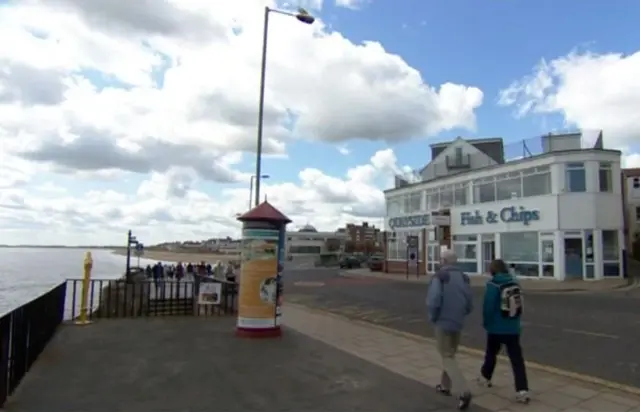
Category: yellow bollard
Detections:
[{"x1": 75, "y1": 251, "x2": 93, "y2": 325}]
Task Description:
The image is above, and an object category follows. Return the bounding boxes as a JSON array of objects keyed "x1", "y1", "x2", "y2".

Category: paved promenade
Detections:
[
  {"x1": 5, "y1": 316, "x2": 487, "y2": 412},
  {"x1": 285, "y1": 303, "x2": 640, "y2": 412}
]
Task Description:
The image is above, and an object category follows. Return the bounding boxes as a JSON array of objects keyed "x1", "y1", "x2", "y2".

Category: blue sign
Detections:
[
  {"x1": 388, "y1": 214, "x2": 430, "y2": 230},
  {"x1": 460, "y1": 206, "x2": 540, "y2": 226},
  {"x1": 135, "y1": 243, "x2": 144, "y2": 251}
]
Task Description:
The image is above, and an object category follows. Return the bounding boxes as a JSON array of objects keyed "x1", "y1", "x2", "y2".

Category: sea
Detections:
[{"x1": 0, "y1": 248, "x2": 158, "y2": 317}]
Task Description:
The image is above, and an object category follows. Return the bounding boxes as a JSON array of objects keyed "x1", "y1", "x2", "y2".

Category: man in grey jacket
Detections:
[{"x1": 426, "y1": 249, "x2": 473, "y2": 410}]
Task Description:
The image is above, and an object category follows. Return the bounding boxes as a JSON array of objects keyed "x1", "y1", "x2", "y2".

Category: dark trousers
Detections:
[{"x1": 480, "y1": 333, "x2": 528, "y2": 392}]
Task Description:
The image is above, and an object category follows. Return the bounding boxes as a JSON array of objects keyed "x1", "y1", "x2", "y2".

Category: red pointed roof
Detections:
[{"x1": 237, "y1": 201, "x2": 292, "y2": 224}]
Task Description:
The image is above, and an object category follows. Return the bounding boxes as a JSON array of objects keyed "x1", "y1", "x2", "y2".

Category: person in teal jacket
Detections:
[{"x1": 478, "y1": 259, "x2": 530, "y2": 404}]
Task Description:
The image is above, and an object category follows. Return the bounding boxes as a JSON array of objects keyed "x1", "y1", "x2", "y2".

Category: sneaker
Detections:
[
  {"x1": 435, "y1": 384, "x2": 451, "y2": 396},
  {"x1": 457, "y1": 392, "x2": 472, "y2": 410},
  {"x1": 476, "y1": 376, "x2": 493, "y2": 387},
  {"x1": 516, "y1": 390, "x2": 530, "y2": 404}
]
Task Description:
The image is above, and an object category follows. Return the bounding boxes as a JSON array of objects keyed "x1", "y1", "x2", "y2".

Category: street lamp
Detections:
[
  {"x1": 253, "y1": 7, "x2": 315, "y2": 207},
  {"x1": 249, "y1": 174, "x2": 270, "y2": 209}
]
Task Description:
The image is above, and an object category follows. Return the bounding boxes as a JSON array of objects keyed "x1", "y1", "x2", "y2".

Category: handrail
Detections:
[{"x1": 0, "y1": 282, "x2": 67, "y2": 408}]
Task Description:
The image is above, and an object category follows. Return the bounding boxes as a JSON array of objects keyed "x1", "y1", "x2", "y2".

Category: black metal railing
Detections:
[
  {"x1": 66, "y1": 277, "x2": 238, "y2": 320},
  {"x1": 0, "y1": 282, "x2": 67, "y2": 408}
]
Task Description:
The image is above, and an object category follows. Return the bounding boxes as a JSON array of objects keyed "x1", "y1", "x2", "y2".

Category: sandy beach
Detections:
[{"x1": 110, "y1": 248, "x2": 239, "y2": 264}]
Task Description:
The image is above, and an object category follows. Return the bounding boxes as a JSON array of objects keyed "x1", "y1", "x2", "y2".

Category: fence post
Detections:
[{"x1": 75, "y1": 251, "x2": 93, "y2": 325}]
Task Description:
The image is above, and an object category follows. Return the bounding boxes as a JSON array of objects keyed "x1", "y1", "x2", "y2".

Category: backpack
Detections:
[{"x1": 490, "y1": 281, "x2": 523, "y2": 318}]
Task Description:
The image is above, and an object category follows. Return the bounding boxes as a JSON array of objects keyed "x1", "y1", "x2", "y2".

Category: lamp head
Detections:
[{"x1": 296, "y1": 8, "x2": 315, "y2": 24}]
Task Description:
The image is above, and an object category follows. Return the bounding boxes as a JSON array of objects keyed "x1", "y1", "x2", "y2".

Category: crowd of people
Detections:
[
  {"x1": 426, "y1": 250, "x2": 528, "y2": 410},
  {"x1": 144, "y1": 261, "x2": 239, "y2": 283}
]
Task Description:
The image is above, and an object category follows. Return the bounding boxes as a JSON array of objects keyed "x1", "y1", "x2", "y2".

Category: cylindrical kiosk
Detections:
[{"x1": 236, "y1": 201, "x2": 291, "y2": 338}]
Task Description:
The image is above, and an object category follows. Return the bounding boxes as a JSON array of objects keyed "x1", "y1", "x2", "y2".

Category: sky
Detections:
[{"x1": 1, "y1": 0, "x2": 639, "y2": 246}]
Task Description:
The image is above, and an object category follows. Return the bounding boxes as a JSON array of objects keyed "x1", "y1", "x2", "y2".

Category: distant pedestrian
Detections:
[
  {"x1": 477, "y1": 259, "x2": 530, "y2": 404},
  {"x1": 426, "y1": 249, "x2": 474, "y2": 410}
]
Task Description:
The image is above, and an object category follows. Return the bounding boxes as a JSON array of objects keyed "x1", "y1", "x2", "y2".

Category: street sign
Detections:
[
  {"x1": 134, "y1": 243, "x2": 144, "y2": 257},
  {"x1": 407, "y1": 246, "x2": 418, "y2": 268}
]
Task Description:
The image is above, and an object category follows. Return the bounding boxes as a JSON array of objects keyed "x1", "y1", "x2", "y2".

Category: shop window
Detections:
[
  {"x1": 636, "y1": 206, "x2": 640, "y2": 221},
  {"x1": 473, "y1": 180, "x2": 496, "y2": 203},
  {"x1": 566, "y1": 162, "x2": 586, "y2": 192},
  {"x1": 453, "y1": 243, "x2": 477, "y2": 260},
  {"x1": 598, "y1": 162, "x2": 613, "y2": 192},
  {"x1": 501, "y1": 231, "x2": 539, "y2": 277},
  {"x1": 602, "y1": 230, "x2": 619, "y2": 261},
  {"x1": 634, "y1": 177, "x2": 640, "y2": 189},
  {"x1": 541, "y1": 239, "x2": 554, "y2": 278},
  {"x1": 496, "y1": 176, "x2": 522, "y2": 201},
  {"x1": 523, "y1": 169, "x2": 551, "y2": 197},
  {"x1": 602, "y1": 230, "x2": 619, "y2": 277},
  {"x1": 289, "y1": 246, "x2": 322, "y2": 254},
  {"x1": 405, "y1": 192, "x2": 423, "y2": 213}
]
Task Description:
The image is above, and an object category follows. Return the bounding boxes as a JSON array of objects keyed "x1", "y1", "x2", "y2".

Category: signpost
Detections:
[{"x1": 406, "y1": 235, "x2": 419, "y2": 279}]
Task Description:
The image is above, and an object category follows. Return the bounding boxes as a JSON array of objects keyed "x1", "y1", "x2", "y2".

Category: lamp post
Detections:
[
  {"x1": 249, "y1": 174, "x2": 270, "y2": 209},
  {"x1": 125, "y1": 230, "x2": 138, "y2": 283},
  {"x1": 254, "y1": 6, "x2": 315, "y2": 207}
]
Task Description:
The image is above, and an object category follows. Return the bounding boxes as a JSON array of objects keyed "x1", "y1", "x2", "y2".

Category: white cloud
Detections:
[
  {"x1": 0, "y1": 0, "x2": 483, "y2": 244},
  {"x1": 499, "y1": 50, "x2": 640, "y2": 148},
  {"x1": 334, "y1": 0, "x2": 368, "y2": 10}
]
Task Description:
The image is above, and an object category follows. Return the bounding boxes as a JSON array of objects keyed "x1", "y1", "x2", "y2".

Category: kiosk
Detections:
[{"x1": 236, "y1": 201, "x2": 291, "y2": 338}]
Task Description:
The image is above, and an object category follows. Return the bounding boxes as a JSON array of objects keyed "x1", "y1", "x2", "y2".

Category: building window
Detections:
[
  {"x1": 636, "y1": 206, "x2": 640, "y2": 221},
  {"x1": 439, "y1": 185, "x2": 453, "y2": 208},
  {"x1": 634, "y1": 177, "x2": 640, "y2": 188},
  {"x1": 387, "y1": 197, "x2": 401, "y2": 215},
  {"x1": 473, "y1": 178, "x2": 496, "y2": 203},
  {"x1": 566, "y1": 162, "x2": 586, "y2": 192},
  {"x1": 289, "y1": 246, "x2": 322, "y2": 254},
  {"x1": 602, "y1": 230, "x2": 619, "y2": 277},
  {"x1": 387, "y1": 231, "x2": 422, "y2": 260},
  {"x1": 454, "y1": 183, "x2": 468, "y2": 205},
  {"x1": 426, "y1": 190, "x2": 439, "y2": 210},
  {"x1": 496, "y1": 173, "x2": 522, "y2": 201},
  {"x1": 501, "y1": 231, "x2": 539, "y2": 277},
  {"x1": 598, "y1": 162, "x2": 612, "y2": 192},
  {"x1": 522, "y1": 166, "x2": 551, "y2": 197}
]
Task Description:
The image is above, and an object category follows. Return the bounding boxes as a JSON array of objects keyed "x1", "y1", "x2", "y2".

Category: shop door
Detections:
[
  {"x1": 482, "y1": 241, "x2": 495, "y2": 274},
  {"x1": 564, "y1": 238, "x2": 583, "y2": 279}
]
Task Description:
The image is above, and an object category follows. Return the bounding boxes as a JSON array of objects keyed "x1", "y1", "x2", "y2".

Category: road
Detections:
[{"x1": 284, "y1": 268, "x2": 640, "y2": 388}]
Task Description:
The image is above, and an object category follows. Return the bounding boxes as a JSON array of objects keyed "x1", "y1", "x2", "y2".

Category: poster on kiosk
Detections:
[{"x1": 235, "y1": 202, "x2": 291, "y2": 338}]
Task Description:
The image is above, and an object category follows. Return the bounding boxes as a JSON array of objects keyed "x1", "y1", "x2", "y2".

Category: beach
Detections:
[{"x1": 110, "y1": 248, "x2": 239, "y2": 264}]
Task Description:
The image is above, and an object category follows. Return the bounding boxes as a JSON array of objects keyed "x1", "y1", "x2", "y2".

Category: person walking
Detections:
[
  {"x1": 477, "y1": 259, "x2": 530, "y2": 404},
  {"x1": 426, "y1": 249, "x2": 474, "y2": 410}
]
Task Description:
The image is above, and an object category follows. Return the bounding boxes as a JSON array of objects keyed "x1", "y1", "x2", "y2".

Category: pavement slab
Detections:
[
  {"x1": 5, "y1": 317, "x2": 490, "y2": 412},
  {"x1": 284, "y1": 303, "x2": 640, "y2": 412}
]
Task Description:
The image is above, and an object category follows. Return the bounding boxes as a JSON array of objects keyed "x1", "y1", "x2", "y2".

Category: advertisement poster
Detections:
[
  {"x1": 275, "y1": 227, "x2": 286, "y2": 325},
  {"x1": 198, "y1": 283, "x2": 222, "y2": 305},
  {"x1": 237, "y1": 229, "x2": 279, "y2": 329}
]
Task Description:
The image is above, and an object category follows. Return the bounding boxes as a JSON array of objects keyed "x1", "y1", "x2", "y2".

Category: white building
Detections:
[
  {"x1": 285, "y1": 225, "x2": 347, "y2": 257},
  {"x1": 384, "y1": 132, "x2": 624, "y2": 281},
  {"x1": 622, "y1": 168, "x2": 640, "y2": 254}
]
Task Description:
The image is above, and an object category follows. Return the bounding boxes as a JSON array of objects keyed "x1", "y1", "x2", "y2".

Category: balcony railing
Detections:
[{"x1": 446, "y1": 154, "x2": 471, "y2": 169}]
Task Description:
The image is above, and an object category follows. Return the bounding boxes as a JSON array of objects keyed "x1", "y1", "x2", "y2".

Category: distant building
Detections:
[
  {"x1": 622, "y1": 168, "x2": 640, "y2": 256},
  {"x1": 345, "y1": 222, "x2": 381, "y2": 248},
  {"x1": 286, "y1": 225, "x2": 346, "y2": 257}
]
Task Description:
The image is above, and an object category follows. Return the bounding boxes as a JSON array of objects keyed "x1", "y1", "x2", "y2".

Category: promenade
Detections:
[
  {"x1": 4, "y1": 316, "x2": 482, "y2": 412},
  {"x1": 6, "y1": 303, "x2": 640, "y2": 411}
]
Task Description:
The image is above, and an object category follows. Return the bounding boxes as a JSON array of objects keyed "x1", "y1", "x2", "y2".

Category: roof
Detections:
[
  {"x1": 237, "y1": 201, "x2": 292, "y2": 224},
  {"x1": 298, "y1": 224, "x2": 318, "y2": 233},
  {"x1": 622, "y1": 168, "x2": 640, "y2": 178}
]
